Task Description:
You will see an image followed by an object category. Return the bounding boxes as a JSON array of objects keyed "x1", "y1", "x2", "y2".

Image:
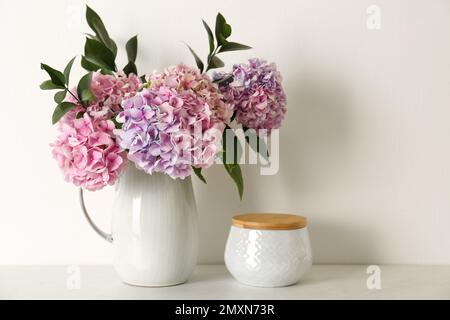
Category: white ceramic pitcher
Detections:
[{"x1": 79, "y1": 164, "x2": 198, "y2": 287}]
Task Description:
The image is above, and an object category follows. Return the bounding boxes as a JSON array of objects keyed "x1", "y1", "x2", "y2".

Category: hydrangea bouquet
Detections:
[{"x1": 41, "y1": 6, "x2": 287, "y2": 199}]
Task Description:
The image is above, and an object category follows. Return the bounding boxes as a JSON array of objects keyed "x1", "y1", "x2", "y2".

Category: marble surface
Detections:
[{"x1": 0, "y1": 265, "x2": 449, "y2": 300}]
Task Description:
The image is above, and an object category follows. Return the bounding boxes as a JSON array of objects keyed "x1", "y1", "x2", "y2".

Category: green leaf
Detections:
[
  {"x1": 63, "y1": 57, "x2": 76, "y2": 85},
  {"x1": 77, "y1": 72, "x2": 92, "y2": 94},
  {"x1": 221, "y1": 125, "x2": 244, "y2": 199},
  {"x1": 212, "y1": 74, "x2": 234, "y2": 86},
  {"x1": 81, "y1": 89, "x2": 94, "y2": 103},
  {"x1": 81, "y1": 55, "x2": 100, "y2": 72},
  {"x1": 230, "y1": 111, "x2": 236, "y2": 122},
  {"x1": 202, "y1": 20, "x2": 215, "y2": 54},
  {"x1": 85, "y1": 5, "x2": 117, "y2": 57},
  {"x1": 123, "y1": 61, "x2": 137, "y2": 76},
  {"x1": 192, "y1": 167, "x2": 207, "y2": 184},
  {"x1": 215, "y1": 13, "x2": 228, "y2": 46},
  {"x1": 222, "y1": 125, "x2": 243, "y2": 165},
  {"x1": 40, "y1": 80, "x2": 64, "y2": 90},
  {"x1": 76, "y1": 111, "x2": 85, "y2": 119},
  {"x1": 109, "y1": 41, "x2": 117, "y2": 59},
  {"x1": 40, "y1": 63, "x2": 66, "y2": 87},
  {"x1": 52, "y1": 102, "x2": 77, "y2": 125},
  {"x1": 54, "y1": 90, "x2": 67, "y2": 103},
  {"x1": 126, "y1": 35, "x2": 138, "y2": 63},
  {"x1": 84, "y1": 37, "x2": 116, "y2": 71},
  {"x1": 208, "y1": 56, "x2": 224, "y2": 70},
  {"x1": 112, "y1": 117, "x2": 122, "y2": 129},
  {"x1": 185, "y1": 43, "x2": 204, "y2": 72},
  {"x1": 84, "y1": 48, "x2": 112, "y2": 71},
  {"x1": 243, "y1": 127, "x2": 269, "y2": 161},
  {"x1": 77, "y1": 72, "x2": 93, "y2": 106},
  {"x1": 219, "y1": 42, "x2": 252, "y2": 53},
  {"x1": 84, "y1": 33, "x2": 99, "y2": 41},
  {"x1": 217, "y1": 34, "x2": 228, "y2": 46},
  {"x1": 223, "y1": 163, "x2": 244, "y2": 200},
  {"x1": 222, "y1": 23, "x2": 232, "y2": 38}
]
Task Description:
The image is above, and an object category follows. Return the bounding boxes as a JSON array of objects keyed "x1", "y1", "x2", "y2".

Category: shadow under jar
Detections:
[{"x1": 225, "y1": 213, "x2": 312, "y2": 287}]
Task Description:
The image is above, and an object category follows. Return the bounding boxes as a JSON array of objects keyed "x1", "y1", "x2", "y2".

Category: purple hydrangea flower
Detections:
[
  {"x1": 218, "y1": 58, "x2": 287, "y2": 134},
  {"x1": 116, "y1": 83, "x2": 223, "y2": 179}
]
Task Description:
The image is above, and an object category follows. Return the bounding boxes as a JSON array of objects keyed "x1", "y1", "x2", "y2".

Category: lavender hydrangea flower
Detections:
[
  {"x1": 116, "y1": 84, "x2": 223, "y2": 179},
  {"x1": 218, "y1": 58, "x2": 287, "y2": 134}
]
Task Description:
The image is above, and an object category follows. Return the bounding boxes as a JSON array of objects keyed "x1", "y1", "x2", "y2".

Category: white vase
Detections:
[{"x1": 80, "y1": 164, "x2": 198, "y2": 287}]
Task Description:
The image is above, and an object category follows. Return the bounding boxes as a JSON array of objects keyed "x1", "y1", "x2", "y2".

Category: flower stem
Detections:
[
  {"x1": 205, "y1": 46, "x2": 220, "y2": 72},
  {"x1": 65, "y1": 87, "x2": 82, "y2": 105}
]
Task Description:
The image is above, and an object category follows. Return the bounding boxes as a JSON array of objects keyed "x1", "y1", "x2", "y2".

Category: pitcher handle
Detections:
[{"x1": 79, "y1": 188, "x2": 113, "y2": 243}]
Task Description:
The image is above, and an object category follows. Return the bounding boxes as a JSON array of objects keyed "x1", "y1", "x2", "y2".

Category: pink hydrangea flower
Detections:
[
  {"x1": 51, "y1": 71, "x2": 140, "y2": 190},
  {"x1": 217, "y1": 58, "x2": 287, "y2": 134},
  {"x1": 150, "y1": 64, "x2": 233, "y2": 130},
  {"x1": 88, "y1": 71, "x2": 141, "y2": 119},
  {"x1": 51, "y1": 113, "x2": 127, "y2": 191}
]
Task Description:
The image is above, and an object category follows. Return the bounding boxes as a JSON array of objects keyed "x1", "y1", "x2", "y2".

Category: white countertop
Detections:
[{"x1": 0, "y1": 265, "x2": 449, "y2": 300}]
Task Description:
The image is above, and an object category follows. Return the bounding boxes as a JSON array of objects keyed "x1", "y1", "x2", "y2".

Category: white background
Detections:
[{"x1": 1, "y1": 0, "x2": 450, "y2": 265}]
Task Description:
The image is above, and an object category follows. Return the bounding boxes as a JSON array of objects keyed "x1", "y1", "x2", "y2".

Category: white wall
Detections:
[{"x1": 1, "y1": 0, "x2": 450, "y2": 265}]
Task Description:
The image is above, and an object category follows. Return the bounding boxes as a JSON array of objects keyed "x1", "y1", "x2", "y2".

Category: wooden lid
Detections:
[{"x1": 232, "y1": 213, "x2": 307, "y2": 230}]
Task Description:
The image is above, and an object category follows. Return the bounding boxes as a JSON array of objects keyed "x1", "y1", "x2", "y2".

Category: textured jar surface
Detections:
[
  {"x1": 225, "y1": 226, "x2": 312, "y2": 287},
  {"x1": 111, "y1": 165, "x2": 198, "y2": 287}
]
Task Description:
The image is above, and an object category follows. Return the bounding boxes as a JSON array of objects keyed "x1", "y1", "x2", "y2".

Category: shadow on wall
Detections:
[
  {"x1": 280, "y1": 74, "x2": 352, "y2": 196},
  {"x1": 280, "y1": 73, "x2": 379, "y2": 264},
  {"x1": 195, "y1": 69, "x2": 378, "y2": 264},
  {"x1": 309, "y1": 220, "x2": 378, "y2": 264},
  {"x1": 281, "y1": 73, "x2": 378, "y2": 264}
]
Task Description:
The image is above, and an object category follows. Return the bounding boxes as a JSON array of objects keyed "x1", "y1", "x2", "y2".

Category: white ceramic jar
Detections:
[{"x1": 225, "y1": 213, "x2": 312, "y2": 287}]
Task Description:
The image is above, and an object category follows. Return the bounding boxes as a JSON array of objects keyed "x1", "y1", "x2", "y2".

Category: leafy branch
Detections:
[
  {"x1": 81, "y1": 6, "x2": 138, "y2": 76},
  {"x1": 40, "y1": 6, "x2": 140, "y2": 125},
  {"x1": 186, "y1": 13, "x2": 251, "y2": 73},
  {"x1": 40, "y1": 60, "x2": 95, "y2": 124}
]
